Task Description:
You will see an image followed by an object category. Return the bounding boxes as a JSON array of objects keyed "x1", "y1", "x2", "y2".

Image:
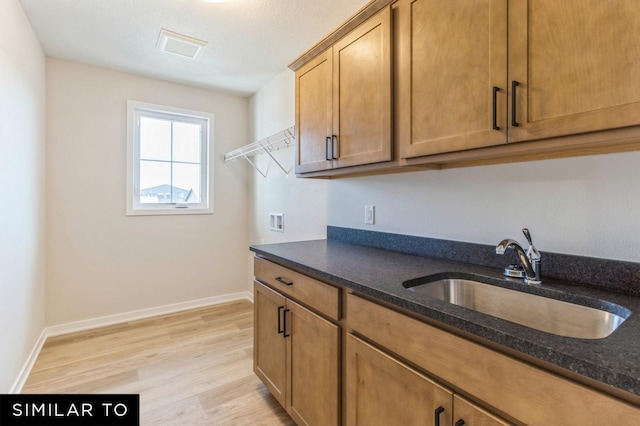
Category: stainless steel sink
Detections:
[{"x1": 405, "y1": 278, "x2": 629, "y2": 339}]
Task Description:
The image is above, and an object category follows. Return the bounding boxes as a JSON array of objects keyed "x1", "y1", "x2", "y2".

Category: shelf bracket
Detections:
[
  {"x1": 241, "y1": 153, "x2": 268, "y2": 178},
  {"x1": 223, "y1": 126, "x2": 295, "y2": 178}
]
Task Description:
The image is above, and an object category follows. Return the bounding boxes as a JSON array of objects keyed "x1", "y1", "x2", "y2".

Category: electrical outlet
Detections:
[
  {"x1": 364, "y1": 205, "x2": 375, "y2": 225},
  {"x1": 269, "y1": 213, "x2": 284, "y2": 232}
]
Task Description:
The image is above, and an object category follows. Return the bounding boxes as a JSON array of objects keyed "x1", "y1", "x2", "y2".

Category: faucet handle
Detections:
[{"x1": 522, "y1": 228, "x2": 541, "y2": 262}]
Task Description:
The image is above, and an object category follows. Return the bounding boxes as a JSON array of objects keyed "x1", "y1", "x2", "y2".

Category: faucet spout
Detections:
[
  {"x1": 496, "y1": 238, "x2": 520, "y2": 255},
  {"x1": 496, "y1": 238, "x2": 541, "y2": 284}
]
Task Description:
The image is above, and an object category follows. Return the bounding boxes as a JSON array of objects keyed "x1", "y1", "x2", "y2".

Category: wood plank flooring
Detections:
[{"x1": 22, "y1": 300, "x2": 295, "y2": 425}]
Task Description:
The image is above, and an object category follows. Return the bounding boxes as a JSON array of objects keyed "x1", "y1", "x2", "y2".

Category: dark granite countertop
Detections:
[{"x1": 250, "y1": 238, "x2": 640, "y2": 399}]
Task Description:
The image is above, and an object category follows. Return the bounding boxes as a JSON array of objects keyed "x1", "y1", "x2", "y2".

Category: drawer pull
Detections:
[
  {"x1": 283, "y1": 309, "x2": 291, "y2": 338},
  {"x1": 492, "y1": 86, "x2": 500, "y2": 130},
  {"x1": 275, "y1": 276, "x2": 293, "y2": 286},
  {"x1": 277, "y1": 306, "x2": 284, "y2": 334},
  {"x1": 434, "y1": 406, "x2": 445, "y2": 426},
  {"x1": 511, "y1": 80, "x2": 520, "y2": 127},
  {"x1": 325, "y1": 136, "x2": 331, "y2": 161},
  {"x1": 455, "y1": 420, "x2": 465, "y2": 426}
]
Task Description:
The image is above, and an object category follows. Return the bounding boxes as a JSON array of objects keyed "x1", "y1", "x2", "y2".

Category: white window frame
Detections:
[{"x1": 126, "y1": 100, "x2": 214, "y2": 216}]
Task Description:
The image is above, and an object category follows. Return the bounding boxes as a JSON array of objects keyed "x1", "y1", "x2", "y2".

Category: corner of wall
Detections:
[
  {"x1": 0, "y1": 0, "x2": 47, "y2": 392},
  {"x1": 246, "y1": 69, "x2": 329, "y2": 291}
]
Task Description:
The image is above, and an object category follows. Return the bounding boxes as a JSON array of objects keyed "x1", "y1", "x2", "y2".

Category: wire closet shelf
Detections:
[{"x1": 223, "y1": 126, "x2": 295, "y2": 178}]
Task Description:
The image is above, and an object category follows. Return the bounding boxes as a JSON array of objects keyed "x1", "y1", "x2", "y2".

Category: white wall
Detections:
[
  {"x1": 247, "y1": 70, "x2": 328, "y2": 288},
  {"x1": 248, "y1": 70, "x2": 328, "y2": 246},
  {"x1": 329, "y1": 152, "x2": 640, "y2": 262},
  {"x1": 46, "y1": 58, "x2": 250, "y2": 326},
  {"x1": 0, "y1": 0, "x2": 47, "y2": 391}
]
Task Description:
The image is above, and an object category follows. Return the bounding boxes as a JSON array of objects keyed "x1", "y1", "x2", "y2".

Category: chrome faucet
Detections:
[{"x1": 496, "y1": 228, "x2": 541, "y2": 285}]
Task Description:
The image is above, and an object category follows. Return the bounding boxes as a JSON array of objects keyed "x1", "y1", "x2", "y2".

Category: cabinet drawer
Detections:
[
  {"x1": 346, "y1": 293, "x2": 640, "y2": 425},
  {"x1": 254, "y1": 257, "x2": 340, "y2": 321}
]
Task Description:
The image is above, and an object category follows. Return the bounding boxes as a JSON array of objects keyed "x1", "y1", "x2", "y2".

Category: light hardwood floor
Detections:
[{"x1": 22, "y1": 300, "x2": 295, "y2": 426}]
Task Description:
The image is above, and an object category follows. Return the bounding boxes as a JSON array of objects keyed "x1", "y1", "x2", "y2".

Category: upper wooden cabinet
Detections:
[
  {"x1": 295, "y1": 49, "x2": 333, "y2": 173},
  {"x1": 396, "y1": 0, "x2": 508, "y2": 158},
  {"x1": 295, "y1": 6, "x2": 392, "y2": 174},
  {"x1": 398, "y1": 0, "x2": 640, "y2": 159},
  {"x1": 292, "y1": 0, "x2": 640, "y2": 175},
  {"x1": 508, "y1": 0, "x2": 640, "y2": 142}
]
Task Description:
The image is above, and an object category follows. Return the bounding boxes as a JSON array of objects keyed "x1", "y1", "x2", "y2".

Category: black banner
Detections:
[{"x1": 0, "y1": 394, "x2": 139, "y2": 426}]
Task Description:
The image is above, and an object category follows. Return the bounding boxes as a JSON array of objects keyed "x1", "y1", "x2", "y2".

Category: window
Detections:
[{"x1": 127, "y1": 100, "x2": 213, "y2": 215}]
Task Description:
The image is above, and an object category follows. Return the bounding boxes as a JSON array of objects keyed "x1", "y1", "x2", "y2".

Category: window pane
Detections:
[
  {"x1": 140, "y1": 160, "x2": 171, "y2": 204},
  {"x1": 173, "y1": 163, "x2": 201, "y2": 203},
  {"x1": 140, "y1": 117, "x2": 171, "y2": 161},
  {"x1": 128, "y1": 100, "x2": 212, "y2": 215},
  {"x1": 173, "y1": 122, "x2": 201, "y2": 163}
]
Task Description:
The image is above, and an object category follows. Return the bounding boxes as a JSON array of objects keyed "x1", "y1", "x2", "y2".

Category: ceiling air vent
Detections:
[{"x1": 156, "y1": 29, "x2": 208, "y2": 60}]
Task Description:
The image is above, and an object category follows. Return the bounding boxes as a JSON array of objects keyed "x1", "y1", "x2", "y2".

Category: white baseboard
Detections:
[
  {"x1": 10, "y1": 329, "x2": 48, "y2": 394},
  {"x1": 46, "y1": 291, "x2": 253, "y2": 337},
  {"x1": 10, "y1": 291, "x2": 253, "y2": 393},
  {"x1": 246, "y1": 289, "x2": 254, "y2": 304}
]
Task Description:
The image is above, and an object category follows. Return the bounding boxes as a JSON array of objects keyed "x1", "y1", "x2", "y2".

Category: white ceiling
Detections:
[{"x1": 19, "y1": 0, "x2": 371, "y2": 97}]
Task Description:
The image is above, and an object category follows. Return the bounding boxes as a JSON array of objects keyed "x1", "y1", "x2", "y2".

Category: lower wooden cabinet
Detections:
[
  {"x1": 346, "y1": 292, "x2": 640, "y2": 425},
  {"x1": 254, "y1": 281, "x2": 287, "y2": 407},
  {"x1": 453, "y1": 395, "x2": 511, "y2": 426},
  {"x1": 254, "y1": 281, "x2": 340, "y2": 425},
  {"x1": 346, "y1": 333, "x2": 453, "y2": 425},
  {"x1": 346, "y1": 333, "x2": 509, "y2": 426},
  {"x1": 254, "y1": 258, "x2": 640, "y2": 425}
]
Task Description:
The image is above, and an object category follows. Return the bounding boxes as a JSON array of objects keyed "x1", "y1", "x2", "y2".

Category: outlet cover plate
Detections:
[
  {"x1": 269, "y1": 213, "x2": 284, "y2": 232},
  {"x1": 364, "y1": 205, "x2": 375, "y2": 225}
]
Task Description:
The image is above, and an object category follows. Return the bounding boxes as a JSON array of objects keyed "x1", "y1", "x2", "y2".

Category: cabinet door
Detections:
[
  {"x1": 287, "y1": 300, "x2": 340, "y2": 426},
  {"x1": 345, "y1": 333, "x2": 453, "y2": 426},
  {"x1": 254, "y1": 281, "x2": 287, "y2": 407},
  {"x1": 508, "y1": 0, "x2": 640, "y2": 142},
  {"x1": 332, "y1": 6, "x2": 392, "y2": 169},
  {"x1": 296, "y1": 49, "x2": 333, "y2": 173},
  {"x1": 453, "y1": 395, "x2": 512, "y2": 426},
  {"x1": 397, "y1": 0, "x2": 507, "y2": 159}
]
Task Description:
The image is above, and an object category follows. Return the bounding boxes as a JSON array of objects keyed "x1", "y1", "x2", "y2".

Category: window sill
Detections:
[{"x1": 126, "y1": 206, "x2": 214, "y2": 216}]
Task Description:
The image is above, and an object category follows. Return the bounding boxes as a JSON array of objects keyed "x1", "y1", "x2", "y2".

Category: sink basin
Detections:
[{"x1": 404, "y1": 277, "x2": 629, "y2": 339}]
